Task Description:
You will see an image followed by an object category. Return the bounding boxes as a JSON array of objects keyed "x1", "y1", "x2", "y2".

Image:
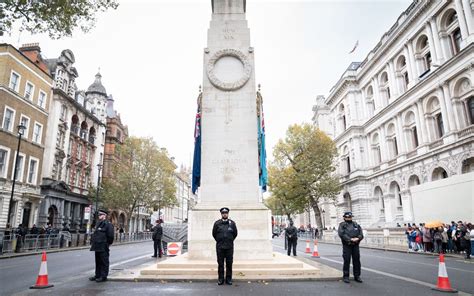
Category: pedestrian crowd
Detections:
[{"x1": 404, "y1": 221, "x2": 473, "y2": 259}]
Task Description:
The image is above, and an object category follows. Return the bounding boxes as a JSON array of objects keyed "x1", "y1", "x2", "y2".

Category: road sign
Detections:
[
  {"x1": 167, "y1": 242, "x2": 182, "y2": 256},
  {"x1": 84, "y1": 206, "x2": 92, "y2": 220}
]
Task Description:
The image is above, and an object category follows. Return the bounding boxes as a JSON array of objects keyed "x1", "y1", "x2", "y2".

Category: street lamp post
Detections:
[
  {"x1": 7, "y1": 124, "x2": 26, "y2": 226},
  {"x1": 95, "y1": 164, "x2": 103, "y2": 224}
]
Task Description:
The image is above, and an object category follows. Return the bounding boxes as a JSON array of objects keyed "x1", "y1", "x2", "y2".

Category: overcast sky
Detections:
[{"x1": 2, "y1": 0, "x2": 411, "y2": 168}]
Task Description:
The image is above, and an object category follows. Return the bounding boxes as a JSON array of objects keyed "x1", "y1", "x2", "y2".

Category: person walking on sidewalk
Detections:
[
  {"x1": 212, "y1": 207, "x2": 238, "y2": 286},
  {"x1": 338, "y1": 211, "x2": 364, "y2": 284},
  {"x1": 89, "y1": 209, "x2": 114, "y2": 283},
  {"x1": 285, "y1": 220, "x2": 298, "y2": 256},
  {"x1": 151, "y1": 219, "x2": 163, "y2": 258}
]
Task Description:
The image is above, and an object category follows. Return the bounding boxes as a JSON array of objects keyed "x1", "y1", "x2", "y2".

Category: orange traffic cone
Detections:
[
  {"x1": 312, "y1": 239, "x2": 320, "y2": 258},
  {"x1": 30, "y1": 251, "x2": 54, "y2": 289},
  {"x1": 305, "y1": 240, "x2": 311, "y2": 253},
  {"x1": 432, "y1": 254, "x2": 457, "y2": 293}
]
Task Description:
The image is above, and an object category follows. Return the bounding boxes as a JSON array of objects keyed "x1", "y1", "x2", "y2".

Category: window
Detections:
[
  {"x1": 403, "y1": 72, "x2": 409, "y2": 89},
  {"x1": 412, "y1": 126, "x2": 419, "y2": 148},
  {"x1": 65, "y1": 166, "x2": 70, "y2": 184},
  {"x1": 38, "y1": 91, "x2": 47, "y2": 108},
  {"x1": 0, "y1": 148, "x2": 9, "y2": 178},
  {"x1": 393, "y1": 137, "x2": 399, "y2": 156},
  {"x1": 9, "y1": 71, "x2": 20, "y2": 92},
  {"x1": 424, "y1": 52, "x2": 432, "y2": 71},
  {"x1": 469, "y1": 98, "x2": 474, "y2": 124},
  {"x1": 56, "y1": 130, "x2": 65, "y2": 149},
  {"x1": 20, "y1": 115, "x2": 30, "y2": 139},
  {"x1": 13, "y1": 154, "x2": 25, "y2": 182},
  {"x1": 387, "y1": 87, "x2": 391, "y2": 99},
  {"x1": 60, "y1": 105, "x2": 67, "y2": 120},
  {"x1": 68, "y1": 139, "x2": 73, "y2": 155},
  {"x1": 75, "y1": 169, "x2": 80, "y2": 187},
  {"x1": 342, "y1": 115, "x2": 347, "y2": 130},
  {"x1": 33, "y1": 122, "x2": 43, "y2": 144},
  {"x1": 436, "y1": 113, "x2": 445, "y2": 138},
  {"x1": 346, "y1": 156, "x2": 351, "y2": 173},
  {"x1": 116, "y1": 130, "x2": 122, "y2": 141},
  {"x1": 2, "y1": 107, "x2": 15, "y2": 131},
  {"x1": 77, "y1": 143, "x2": 82, "y2": 159},
  {"x1": 24, "y1": 82, "x2": 34, "y2": 100},
  {"x1": 27, "y1": 158, "x2": 38, "y2": 184}
]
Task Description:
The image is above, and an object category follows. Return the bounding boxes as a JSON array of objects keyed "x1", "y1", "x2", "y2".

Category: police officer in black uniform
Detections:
[
  {"x1": 151, "y1": 219, "x2": 163, "y2": 258},
  {"x1": 212, "y1": 207, "x2": 238, "y2": 285},
  {"x1": 338, "y1": 211, "x2": 364, "y2": 284},
  {"x1": 89, "y1": 209, "x2": 114, "y2": 283},
  {"x1": 285, "y1": 220, "x2": 298, "y2": 256}
]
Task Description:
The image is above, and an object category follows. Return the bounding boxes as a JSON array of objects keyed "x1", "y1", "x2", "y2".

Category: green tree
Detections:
[
  {"x1": 99, "y1": 137, "x2": 177, "y2": 229},
  {"x1": 266, "y1": 163, "x2": 307, "y2": 220},
  {"x1": 0, "y1": 0, "x2": 119, "y2": 39},
  {"x1": 272, "y1": 123, "x2": 341, "y2": 229}
]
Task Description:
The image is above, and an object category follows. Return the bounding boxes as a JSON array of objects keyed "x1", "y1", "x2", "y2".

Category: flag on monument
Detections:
[
  {"x1": 257, "y1": 96, "x2": 268, "y2": 192},
  {"x1": 192, "y1": 95, "x2": 202, "y2": 194}
]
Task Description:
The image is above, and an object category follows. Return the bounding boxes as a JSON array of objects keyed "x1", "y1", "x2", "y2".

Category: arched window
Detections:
[
  {"x1": 443, "y1": 10, "x2": 462, "y2": 55},
  {"x1": 343, "y1": 192, "x2": 352, "y2": 212},
  {"x1": 390, "y1": 182, "x2": 402, "y2": 207},
  {"x1": 432, "y1": 167, "x2": 448, "y2": 181},
  {"x1": 341, "y1": 146, "x2": 350, "y2": 174},
  {"x1": 374, "y1": 186, "x2": 384, "y2": 210},
  {"x1": 386, "y1": 123, "x2": 398, "y2": 159},
  {"x1": 372, "y1": 133, "x2": 382, "y2": 165},
  {"x1": 461, "y1": 157, "x2": 474, "y2": 173},
  {"x1": 80, "y1": 121, "x2": 88, "y2": 140},
  {"x1": 366, "y1": 86, "x2": 375, "y2": 117},
  {"x1": 380, "y1": 72, "x2": 390, "y2": 102},
  {"x1": 396, "y1": 55, "x2": 409, "y2": 92},
  {"x1": 404, "y1": 111, "x2": 419, "y2": 150},
  {"x1": 408, "y1": 175, "x2": 421, "y2": 187},
  {"x1": 416, "y1": 35, "x2": 431, "y2": 74},
  {"x1": 426, "y1": 97, "x2": 444, "y2": 139},
  {"x1": 468, "y1": 97, "x2": 474, "y2": 124},
  {"x1": 339, "y1": 104, "x2": 347, "y2": 131}
]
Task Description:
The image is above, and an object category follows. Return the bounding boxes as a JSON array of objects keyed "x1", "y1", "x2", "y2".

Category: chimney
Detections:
[{"x1": 19, "y1": 43, "x2": 48, "y2": 72}]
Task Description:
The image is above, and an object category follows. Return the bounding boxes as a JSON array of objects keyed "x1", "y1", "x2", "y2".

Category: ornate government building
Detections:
[{"x1": 313, "y1": 0, "x2": 474, "y2": 228}]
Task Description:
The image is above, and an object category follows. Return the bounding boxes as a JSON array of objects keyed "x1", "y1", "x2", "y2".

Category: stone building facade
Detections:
[
  {"x1": 39, "y1": 49, "x2": 107, "y2": 230},
  {"x1": 0, "y1": 43, "x2": 52, "y2": 229},
  {"x1": 103, "y1": 95, "x2": 129, "y2": 230},
  {"x1": 313, "y1": 0, "x2": 474, "y2": 228}
]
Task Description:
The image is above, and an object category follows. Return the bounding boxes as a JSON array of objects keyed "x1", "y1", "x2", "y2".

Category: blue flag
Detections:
[
  {"x1": 192, "y1": 96, "x2": 202, "y2": 194},
  {"x1": 257, "y1": 94, "x2": 268, "y2": 192}
]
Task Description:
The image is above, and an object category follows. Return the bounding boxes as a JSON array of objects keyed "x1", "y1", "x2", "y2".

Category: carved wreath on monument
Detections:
[{"x1": 206, "y1": 49, "x2": 252, "y2": 91}]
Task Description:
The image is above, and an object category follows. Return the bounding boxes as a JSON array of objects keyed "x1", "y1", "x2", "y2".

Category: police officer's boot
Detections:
[{"x1": 217, "y1": 279, "x2": 224, "y2": 285}]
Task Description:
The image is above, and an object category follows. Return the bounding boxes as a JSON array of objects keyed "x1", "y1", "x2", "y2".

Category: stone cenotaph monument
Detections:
[{"x1": 188, "y1": 0, "x2": 273, "y2": 261}]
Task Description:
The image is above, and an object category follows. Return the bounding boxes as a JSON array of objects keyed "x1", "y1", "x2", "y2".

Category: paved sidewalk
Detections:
[
  {"x1": 0, "y1": 239, "x2": 152, "y2": 259},
  {"x1": 317, "y1": 240, "x2": 466, "y2": 259}
]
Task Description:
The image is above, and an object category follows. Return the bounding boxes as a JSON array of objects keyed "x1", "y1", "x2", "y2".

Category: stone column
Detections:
[
  {"x1": 437, "y1": 86, "x2": 452, "y2": 134},
  {"x1": 429, "y1": 17, "x2": 444, "y2": 63},
  {"x1": 404, "y1": 45, "x2": 415, "y2": 87},
  {"x1": 425, "y1": 21, "x2": 439, "y2": 65},
  {"x1": 388, "y1": 60, "x2": 399, "y2": 98},
  {"x1": 455, "y1": 0, "x2": 470, "y2": 40},
  {"x1": 407, "y1": 41, "x2": 418, "y2": 80},
  {"x1": 396, "y1": 113, "x2": 407, "y2": 154},
  {"x1": 372, "y1": 78, "x2": 382, "y2": 111},
  {"x1": 462, "y1": 0, "x2": 474, "y2": 35},
  {"x1": 415, "y1": 101, "x2": 429, "y2": 144},
  {"x1": 379, "y1": 126, "x2": 389, "y2": 162},
  {"x1": 440, "y1": 83, "x2": 456, "y2": 132},
  {"x1": 400, "y1": 190, "x2": 413, "y2": 222}
]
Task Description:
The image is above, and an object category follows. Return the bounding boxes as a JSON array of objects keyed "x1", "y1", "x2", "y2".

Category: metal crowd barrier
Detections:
[{"x1": 0, "y1": 231, "x2": 153, "y2": 255}]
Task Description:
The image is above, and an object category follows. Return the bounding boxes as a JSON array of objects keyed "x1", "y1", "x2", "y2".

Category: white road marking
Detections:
[
  {"x1": 86, "y1": 253, "x2": 153, "y2": 274},
  {"x1": 273, "y1": 244, "x2": 471, "y2": 296}
]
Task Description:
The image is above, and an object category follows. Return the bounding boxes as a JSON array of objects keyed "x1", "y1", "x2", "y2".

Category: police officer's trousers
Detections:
[
  {"x1": 95, "y1": 250, "x2": 110, "y2": 279},
  {"x1": 216, "y1": 247, "x2": 233, "y2": 281},
  {"x1": 153, "y1": 239, "x2": 162, "y2": 257},
  {"x1": 342, "y1": 244, "x2": 361, "y2": 278},
  {"x1": 287, "y1": 239, "x2": 297, "y2": 256}
]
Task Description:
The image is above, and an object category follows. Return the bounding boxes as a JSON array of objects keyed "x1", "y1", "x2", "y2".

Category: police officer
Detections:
[
  {"x1": 151, "y1": 219, "x2": 163, "y2": 258},
  {"x1": 338, "y1": 211, "x2": 363, "y2": 283},
  {"x1": 212, "y1": 207, "x2": 238, "y2": 285},
  {"x1": 285, "y1": 220, "x2": 298, "y2": 256},
  {"x1": 89, "y1": 209, "x2": 114, "y2": 283}
]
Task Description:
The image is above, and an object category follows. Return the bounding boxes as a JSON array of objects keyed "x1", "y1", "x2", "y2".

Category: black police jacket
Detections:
[
  {"x1": 338, "y1": 221, "x2": 364, "y2": 246},
  {"x1": 90, "y1": 220, "x2": 114, "y2": 252},
  {"x1": 285, "y1": 226, "x2": 298, "y2": 241},
  {"x1": 212, "y1": 219, "x2": 238, "y2": 249},
  {"x1": 152, "y1": 224, "x2": 163, "y2": 241}
]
